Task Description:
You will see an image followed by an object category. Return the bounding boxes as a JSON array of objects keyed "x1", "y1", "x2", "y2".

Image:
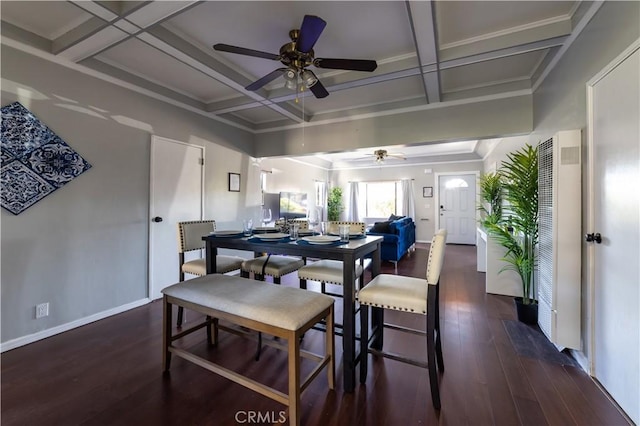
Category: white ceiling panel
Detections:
[
  {"x1": 230, "y1": 105, "x2": 295, "y2": 124},
  {"x1": 163, "y1": 1, "x2": 414, "y2": 83},
  {"x1": 435, "y1": 1, "x2": 577, "y2": 46},
  {"x1": 441, "y1": 50, "x2": 546, "y2": 92},
  {"x1": 298, "y1": 74, "x2": 425, "y2": 115},
  {"x1": 96, "y1": 37, "x2": 239, "y2": 102},
  {"x1": 0, "y1": 1, "x2": 92, "y2": 40}
]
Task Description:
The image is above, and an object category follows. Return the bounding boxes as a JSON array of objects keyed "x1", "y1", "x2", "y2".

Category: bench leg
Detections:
[
  {"x1": 163, "y1": 296, "x2": 172, "y2": 371},
  {"x1": 176, "y1": 306, "x2": 184, "y2": 327},
  {"x1": 288, "y1": 330, "x2": 301, "y2": 426}
]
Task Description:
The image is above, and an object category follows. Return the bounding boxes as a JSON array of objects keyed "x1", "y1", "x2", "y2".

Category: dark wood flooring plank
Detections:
[
  {"x1": 520, "y1": 357, "x2": 578, "y2": 425},
  {"x1": 1, "y1": 243, "x2": 628, "y2": 426}
]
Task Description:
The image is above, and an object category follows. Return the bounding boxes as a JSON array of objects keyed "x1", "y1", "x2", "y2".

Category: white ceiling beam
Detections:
[
  {"x1": 56, "y1": 1, "x2": 199, "y2": 63},
  {"x1": 406, "y1": 0, "x2": 441, "y2": 103}
]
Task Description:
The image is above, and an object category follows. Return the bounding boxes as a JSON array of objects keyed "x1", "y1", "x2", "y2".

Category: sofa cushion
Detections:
[
  {"x1": 388, "y1": 214, "x2": 405, "y2": 221},
  {"x1": 370, "y1": 221, "x2": 392, "y2": 233}
]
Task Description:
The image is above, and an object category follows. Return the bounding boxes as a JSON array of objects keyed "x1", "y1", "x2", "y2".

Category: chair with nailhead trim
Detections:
[
  {"x1": 357, "y1": 229, "x2": 447, "y2": 409},
  {"x1": 176, "y1": 220, "x2": 244, "y2": 327}
]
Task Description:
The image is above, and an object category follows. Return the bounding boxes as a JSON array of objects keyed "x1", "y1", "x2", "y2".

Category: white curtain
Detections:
[
  {"x1": 315, "y1": 180, "x2": 328, "y2": 221},
  {"x1": 401, "y1": 179, "x2": 416, "y2": 220},
  {"x1": 347, "y1": 182, "x2": 360, "y2": 221}
]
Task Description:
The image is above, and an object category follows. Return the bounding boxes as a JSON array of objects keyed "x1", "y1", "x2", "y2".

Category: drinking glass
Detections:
[
  {"x1": 308, "y1": 208, "x2": 319, "y2": 232},
  {"x1": 290, "y1": 223, "x2": 300, "y2": 240},
  {"x1": 339, "y1": 224, "x2": 350, "y2": 242},
  {"x1": 242, "y1": 219, "x2": 253, "y2": 237},
  {"x1": 320, "y1": 221, "x2": 329, "y2": 235},
  {"x1": 261, "y1": 208, "x2": 272, "y2": 226}
]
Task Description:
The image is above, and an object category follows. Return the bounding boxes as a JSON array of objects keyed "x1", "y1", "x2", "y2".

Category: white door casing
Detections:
[
  {"x1": 149, "y1": 136, "x2": 204, "y2": 300},
  {"x1": 435, "y1": 173, "x2": 478, "y2": 244},
  {"x1": 587, "y1": 42, "x2": 639, "y2": 424}
]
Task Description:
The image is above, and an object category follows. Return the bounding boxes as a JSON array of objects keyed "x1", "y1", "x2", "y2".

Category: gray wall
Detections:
[
  {"x1": 1, "y1": 45, "x2": 253, "y2": 345},
  {"x1": 331, "y1": 160, "x2": 484, "y2": 242},
  {"x1": 486, "y1": 1, "x2": 640, "y2": 365},
  {"x1": 254, "y1": 95, "x2": 533, "y2": 157}
]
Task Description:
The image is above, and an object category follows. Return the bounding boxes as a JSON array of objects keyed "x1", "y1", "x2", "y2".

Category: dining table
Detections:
[{"x1": 202, "y1": 232, "x2": 383, "y2": 392}]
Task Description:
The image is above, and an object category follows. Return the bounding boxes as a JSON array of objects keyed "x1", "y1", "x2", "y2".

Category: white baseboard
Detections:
[
  {"x1": 569, "y1": 348, "x2": 590, "y2": 374},
  {"x1": 0, "y1": 298, "x2": 151, "y2": 353}
]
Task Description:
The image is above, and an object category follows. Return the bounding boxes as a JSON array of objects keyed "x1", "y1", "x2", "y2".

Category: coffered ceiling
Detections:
[{"x1": 1, "y1": 1, "x2": 597, "y2": 162}]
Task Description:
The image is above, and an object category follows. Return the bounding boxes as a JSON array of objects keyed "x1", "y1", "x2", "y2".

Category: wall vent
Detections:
[{"x1": 537, "y1": 130, "x2": 582, "y2": 350}]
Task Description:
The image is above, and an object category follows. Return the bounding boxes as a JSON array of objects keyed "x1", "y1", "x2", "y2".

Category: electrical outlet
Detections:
[{"x1": 36, "y1": 302, "x2": 49, "y2": 319}]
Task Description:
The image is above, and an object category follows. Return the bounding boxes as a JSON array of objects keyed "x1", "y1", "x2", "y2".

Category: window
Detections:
[{"x1": 362, "y1": 181, "x2": 402, "y2": 217}]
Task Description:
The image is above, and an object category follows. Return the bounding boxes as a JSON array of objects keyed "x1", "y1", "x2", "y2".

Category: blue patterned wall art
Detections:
[{"x1": 1, "y1": 102, "x2": 92, "y2": 215}]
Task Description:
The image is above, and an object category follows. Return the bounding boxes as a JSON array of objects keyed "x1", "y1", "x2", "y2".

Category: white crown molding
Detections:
[{"x1": 440, "y1": 14, "x2": 570, "y2": 50}]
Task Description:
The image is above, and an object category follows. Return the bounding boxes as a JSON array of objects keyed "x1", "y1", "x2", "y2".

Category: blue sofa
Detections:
[{"x1": 367, "y1": 216, "x2": 416, "y2": 268}]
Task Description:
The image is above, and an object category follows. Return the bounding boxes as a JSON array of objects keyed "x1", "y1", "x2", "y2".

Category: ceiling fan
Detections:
[
  {"x1": 372, "y1": 149, "x2": 406, "y2": 163},
  {"x1": 213, "y1": 15, "x2": 378, "y2": 99}
]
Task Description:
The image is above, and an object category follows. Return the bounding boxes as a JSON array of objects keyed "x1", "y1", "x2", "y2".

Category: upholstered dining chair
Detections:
[
  {"x1": 297, "y1": 221, "x2": 368, "y2": 296},
  {"x1": 176, "y1": 220, "x2": 244, "y2": 326},
  {"x1": 357, "y1": 229, "x2": 447, "y2": 409}
]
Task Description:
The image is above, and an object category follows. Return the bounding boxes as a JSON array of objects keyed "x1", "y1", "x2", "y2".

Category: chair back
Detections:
[
  {"x1": 328, "y1": 221, "x2": 366, "y2": 235},
  {"x1": 426, "y1": 229, "x2": 447, "y2": 286},
  {"x1": 177, "y1": 220, "x2": 215, "y2": 253},
  {"x1": 289, "y1": 218, "x2": 309, "y2": 230}
]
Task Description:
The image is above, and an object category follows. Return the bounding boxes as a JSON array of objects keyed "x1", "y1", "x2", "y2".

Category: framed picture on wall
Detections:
[
  {"x1": 228, "y1": 173, "x2": 240, "y2": 192},
  {"x1": 423, "y1": 186, "x2": 433, "y2": 198}
]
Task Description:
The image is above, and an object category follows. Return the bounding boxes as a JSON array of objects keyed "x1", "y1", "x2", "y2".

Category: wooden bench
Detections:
[{"x1": 162, "y1": 274, "x2": 335, "y2": 426}]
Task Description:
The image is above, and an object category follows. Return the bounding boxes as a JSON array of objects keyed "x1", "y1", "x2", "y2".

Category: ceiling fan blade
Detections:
[
  {"x1": 245, "y1": 68, "x2": 287, "y2": 91},
  {"x1": 314, "y1": 58, "x2": 378, "y2": 72},
  {"x1": 213, "y1": 43, "x2": 279, "y2": 61},
  {"x1": 309, "y1": 79, "x2": 329, "y2": 99},
  {"x1": 296, "y1": 15, "x2": 327, "y2": 53}
]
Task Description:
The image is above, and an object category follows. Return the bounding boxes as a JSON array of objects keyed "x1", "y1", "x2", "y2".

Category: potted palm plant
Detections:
[
  {"x1": 484, "y1": 144, "x2": 539, "y2": 324},
  {"x1": 327, "y1": 187, "x2": 344, "y2": 221},
  {"x1": 478, "y1": 172, "x2": 503, "y2": 227}
]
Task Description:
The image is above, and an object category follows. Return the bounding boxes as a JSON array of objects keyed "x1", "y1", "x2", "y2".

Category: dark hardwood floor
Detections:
[{"x1": 1, "y1": 244, "x2": 630, "y2": 425}]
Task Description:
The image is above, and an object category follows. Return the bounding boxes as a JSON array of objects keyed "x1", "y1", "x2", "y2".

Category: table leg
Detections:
[{"x1": 205, "y1": 240, "x2": 218, "y2": 274}]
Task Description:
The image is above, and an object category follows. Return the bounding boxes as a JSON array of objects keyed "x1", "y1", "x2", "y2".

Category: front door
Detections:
[
  {"x1": 149, "y1": 136, "x2": 204, "y2": 300},
  {"x1": 589, "y1": 45, "x2": 639, "y2": 424},
  {"x1": 437, "y1": 173, "x2": 477, "y2": 244}
]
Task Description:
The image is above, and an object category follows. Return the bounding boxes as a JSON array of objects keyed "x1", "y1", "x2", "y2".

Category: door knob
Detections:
[
  {"x1": 585, "y1": 233, "x2": 602, "y2": 244},
  {"x1": 152, "y1": 216, "x2": 163, "y2": 223}
]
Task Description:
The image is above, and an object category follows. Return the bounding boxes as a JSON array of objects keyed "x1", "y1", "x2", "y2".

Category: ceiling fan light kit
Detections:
[{"x1": 213, "y1": 15, "x2": 377, "y2": 99}]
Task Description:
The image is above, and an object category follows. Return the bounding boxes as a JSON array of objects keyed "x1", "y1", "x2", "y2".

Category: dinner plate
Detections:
[
  {"x1": 253, "y1": 226, "x2": 279, "y2": 233},
  {"x1": 255, "y1": 232, "x2": 289, "y2": 240},
  {"x1": 297, "y1": 230, "x2": 316, "y2": 236},
  {"x1": 302, "y1": 235, "x2": 341, "y2": 244},
  {"x1": 211, "y1": 230, "x2": 242, "y2": 236},
  {"x1": 329, "y1": 232, "x2": 363, "y2": 238}
]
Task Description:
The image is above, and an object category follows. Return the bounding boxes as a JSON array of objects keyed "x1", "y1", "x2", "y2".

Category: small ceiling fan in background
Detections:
[
  {"x1": 348, "y1": 149, "x2": 406, "y2": 163},
  {"x1": 213, "y1": 15, "x2": 378, "y2": 98},
  {"x1": 372, "y1": 149, "x2": 406, "y2": 163}
]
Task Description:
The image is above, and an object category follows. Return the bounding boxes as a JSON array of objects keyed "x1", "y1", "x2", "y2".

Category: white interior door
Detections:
[
  {"x1": 589, "y1": 45, "x2": 639, "y2": 424},
  {"x1": 437, "y1": 174, "x2": 477, "y2": 244},
  {"x1": 149, "y1": 136, "x2": 204, "y2": 300}
]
